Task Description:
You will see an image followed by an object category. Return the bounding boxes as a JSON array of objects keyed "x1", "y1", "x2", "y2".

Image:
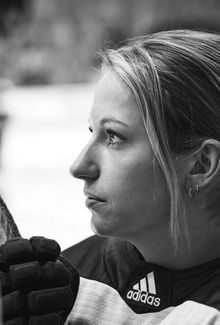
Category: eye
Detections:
[
  {"x1": 88, "y1": 126, "x2": 93, "y2": 133},
  {"x1": 106, "y1": 128, "x2": 124, "y2": 147}
]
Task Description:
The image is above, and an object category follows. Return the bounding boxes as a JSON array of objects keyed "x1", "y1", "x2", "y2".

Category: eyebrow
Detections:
[{"x1": 100, "y1": 117, "x2": 129, "y2": 127}]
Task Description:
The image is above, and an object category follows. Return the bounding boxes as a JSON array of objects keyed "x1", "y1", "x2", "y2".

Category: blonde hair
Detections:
[{"x1": 101, "y1": 30, "x2": 220, "y2": 248}]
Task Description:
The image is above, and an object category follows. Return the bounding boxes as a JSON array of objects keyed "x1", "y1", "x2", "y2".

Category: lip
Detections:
[
  {"x1": 84, "y1": 191, "x2": 106, "y2": 210},
  {"x1": 83, "y1": 191, "x2": 106, "y2": 202},
  {"x1": 85, "y1": 197, "x2": 106, "y2": 210}
]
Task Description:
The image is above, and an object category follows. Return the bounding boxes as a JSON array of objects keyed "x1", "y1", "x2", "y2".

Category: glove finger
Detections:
[
  {"x1": 0, "y1": 238, "x2": 33, "y2": 265},
  {"x1": 5, "y1": 317, "x2": 27, "y2": 325},
  {"x1": 3, "y1": 291, "x2": 26, "y2": 320},
  {"x1": 29, "y1": 313, "x2": 63, "y2": 325},
  {"x1": 27, "y1": 287, "x2": 74, "y2": 314},
  {"x1": 0, "y1": 251, "x2": 8, "y2": 271},
  {"x1": 10, "y1": 261, "x2": 42, "y2": 291},
  {"x1": 30, "y1": 237, "x2": 61, "y2": 261},
  {"x1": 0, "y1": 270, "x2": 11, "y2": 294},
  {"x1": 41, "y1": 260, "x2": 75, "y2": 287},
  {"x1": 41, "y1": 257, "x2": 79, "y2": 320}
]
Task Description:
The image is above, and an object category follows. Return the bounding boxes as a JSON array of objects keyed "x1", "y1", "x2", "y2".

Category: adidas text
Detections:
[{"x1": 127, "y1": 290, "x2": 161, "y2": 307}]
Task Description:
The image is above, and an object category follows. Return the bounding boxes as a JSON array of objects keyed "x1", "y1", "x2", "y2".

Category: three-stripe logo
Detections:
[
  {"x1": 133, "y1": 271, "x2": 156, "y2": 294},
  {"x1": 127, "y1": 271, "x2": 161, "y2": 307}
]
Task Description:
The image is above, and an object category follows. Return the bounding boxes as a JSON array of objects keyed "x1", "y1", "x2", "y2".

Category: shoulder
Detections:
[
  {"x1": 62, "y1": 235, "x2": 140, "y2": 289},
  {"x1": 63, "y1": 235, "x2": 107, "y2": 282},
  {"x1": 63, "y1": 235, "x2": 106, "y2": 265}
]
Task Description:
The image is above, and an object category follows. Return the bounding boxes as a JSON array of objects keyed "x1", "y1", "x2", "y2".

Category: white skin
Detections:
[{"x1": 70, "y1": 70, "x2": 220, "y2": 270}]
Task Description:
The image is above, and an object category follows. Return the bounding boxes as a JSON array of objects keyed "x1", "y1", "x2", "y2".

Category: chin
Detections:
[{"x1": 90, "y1": 215, "x2": 116, "y2": 238}]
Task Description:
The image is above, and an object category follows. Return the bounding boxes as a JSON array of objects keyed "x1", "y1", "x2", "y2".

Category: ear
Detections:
[{"x1": 187, "y1": 139, "x2": 220, "y2": 189}]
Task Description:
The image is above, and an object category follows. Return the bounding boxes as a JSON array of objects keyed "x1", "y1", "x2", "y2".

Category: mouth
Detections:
[
  {"x1": 84, "y1": 193, "x2": 106, "y2": 210},
  {"x1": 87, "y1": 195, "x2": 105, "y2": 202}
]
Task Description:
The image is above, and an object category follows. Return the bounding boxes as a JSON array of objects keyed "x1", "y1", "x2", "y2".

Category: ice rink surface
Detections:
[{"x1": 0, "y1": 84, "x2": 96, "y2": 250}]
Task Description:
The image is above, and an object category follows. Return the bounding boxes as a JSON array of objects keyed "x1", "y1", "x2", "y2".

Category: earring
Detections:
[
  {"x1": 189, "y1": 184, "x2": 200, "y2": 199},
  {"x1": 189, "y1": 187, "x2": 196, "y2": 198}
]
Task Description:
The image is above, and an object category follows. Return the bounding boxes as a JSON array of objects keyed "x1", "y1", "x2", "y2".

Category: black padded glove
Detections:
[{"x1": 0, "y1": 236, "x2": 79, "y2": 325}]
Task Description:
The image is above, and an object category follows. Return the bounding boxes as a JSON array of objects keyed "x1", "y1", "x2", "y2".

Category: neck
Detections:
[{"x1": 129, "y1": 217, "x2": 220, "y2": 270}]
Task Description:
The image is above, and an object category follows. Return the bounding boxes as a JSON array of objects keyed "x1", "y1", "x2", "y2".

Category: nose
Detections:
[{"x1": 70, "y1": 141, "x2": 99, "y2": 181}]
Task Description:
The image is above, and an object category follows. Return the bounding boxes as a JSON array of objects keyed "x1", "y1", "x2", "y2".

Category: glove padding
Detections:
[{"x1": 0, "y1": 236, "x2": 79, "y2": 325}]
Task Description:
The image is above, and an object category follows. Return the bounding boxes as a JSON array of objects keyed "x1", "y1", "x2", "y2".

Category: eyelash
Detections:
[{"x1": 88, "y1": 127, "x2": 124, "y2": 147}]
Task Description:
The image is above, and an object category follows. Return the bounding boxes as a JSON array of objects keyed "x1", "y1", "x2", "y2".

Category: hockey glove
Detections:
[{"x1": 0, "y1": 236, "x2": 79, "y2": 325}]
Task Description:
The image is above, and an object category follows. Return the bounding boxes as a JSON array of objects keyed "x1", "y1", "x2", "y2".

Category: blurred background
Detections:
[{"x1": 0, "y1": 0, "x2": 220, "y2": 250}]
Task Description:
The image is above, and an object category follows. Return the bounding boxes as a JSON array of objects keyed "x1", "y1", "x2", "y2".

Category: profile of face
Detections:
[{"x1": 70, "y1": 71, "x2": 170, "y2": 243}]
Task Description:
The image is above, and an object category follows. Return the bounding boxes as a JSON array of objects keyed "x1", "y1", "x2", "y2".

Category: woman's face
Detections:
[{"x1": 70, "y1": 71, "x2": 170, "y2": 242}]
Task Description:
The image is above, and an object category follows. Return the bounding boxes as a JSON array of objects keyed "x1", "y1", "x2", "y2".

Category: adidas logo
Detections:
[{"x1": 127, "y1": 272, "x2": 161, "y2": 307}]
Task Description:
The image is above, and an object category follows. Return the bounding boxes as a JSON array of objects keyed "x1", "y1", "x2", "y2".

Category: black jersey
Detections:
[{"x1": 63, "y1": 235, "x2": 220, "y2": 324}]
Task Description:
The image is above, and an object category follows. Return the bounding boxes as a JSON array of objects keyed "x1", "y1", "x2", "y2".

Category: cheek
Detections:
[
  {"x1": 119, "y1": 168, "x2": 163, "y2": 212},
  {"x1": 91, "y1": 151, "x2": 170, "y2": 239},
  {"x1": 106, "y1": 154, "x2": 168, "y2": 214}
]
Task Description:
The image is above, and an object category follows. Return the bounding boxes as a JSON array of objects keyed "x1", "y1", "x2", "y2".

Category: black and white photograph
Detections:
[{"x1": 1, "y1": 1, "x2": 220, "y2": 324}]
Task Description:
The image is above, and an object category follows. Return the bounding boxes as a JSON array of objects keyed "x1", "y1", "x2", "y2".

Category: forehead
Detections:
[{"x1": 90, "y1": 71, "x2": 143, "y2": 126}]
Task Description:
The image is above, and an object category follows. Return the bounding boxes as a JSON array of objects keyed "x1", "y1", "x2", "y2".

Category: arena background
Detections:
[{"x1": 0, "y1": 0, "x2": 219, "y2": 249}]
